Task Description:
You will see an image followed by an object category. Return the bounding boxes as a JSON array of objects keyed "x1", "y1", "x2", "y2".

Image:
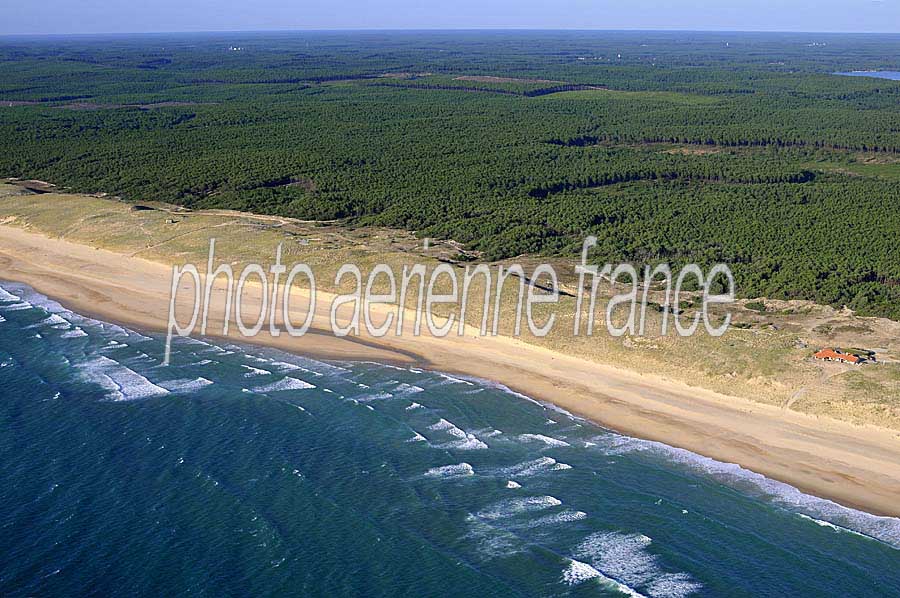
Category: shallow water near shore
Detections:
[{"x1": 0, "y1": 280, "x2": 898, "y2": 597}]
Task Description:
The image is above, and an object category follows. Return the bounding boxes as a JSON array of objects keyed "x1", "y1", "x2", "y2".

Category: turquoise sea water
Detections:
[{"x1": 0, "y1": 280, "x2": 899, "y2": 597}]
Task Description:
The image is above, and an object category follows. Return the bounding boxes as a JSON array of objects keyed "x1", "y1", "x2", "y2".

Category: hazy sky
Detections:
[{"x1": 2, "y1": 0, "x2": 898, "y2": 35}]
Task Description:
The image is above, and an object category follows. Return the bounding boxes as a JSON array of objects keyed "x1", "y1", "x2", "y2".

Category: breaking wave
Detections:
[
  {"x1": 474, "y1": 496, "x2": 562, "y2": 521},
  {"x1": 76, "y1": 356, "x2": 169, "y2": 401},
  {"x1": 574, "y1": 532, "x2": 701, "y2": 597},
  {"x1": 424, "y1": 463, "x2": 475, "y2": 479},
  {"x1": 518, "y1": 433, "x2": 571, "y2": 448},
  {"x1": 494, "y1": 456, "x2": 572, "y2": 478}
]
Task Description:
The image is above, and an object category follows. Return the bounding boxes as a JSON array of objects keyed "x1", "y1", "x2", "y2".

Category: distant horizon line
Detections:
[{"x1": 2, "y1": 27, "x2": 900, "y2": 39}]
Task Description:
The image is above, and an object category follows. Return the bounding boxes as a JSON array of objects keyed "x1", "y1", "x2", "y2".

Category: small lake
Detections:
[{"x1": 834, "y1": 71, "x2": 900, "y2": 81}]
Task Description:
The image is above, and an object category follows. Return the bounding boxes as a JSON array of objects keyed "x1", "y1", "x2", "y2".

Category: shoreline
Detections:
[{"x1": 2, "y1": 224, "x2": 900, "y2": 518}]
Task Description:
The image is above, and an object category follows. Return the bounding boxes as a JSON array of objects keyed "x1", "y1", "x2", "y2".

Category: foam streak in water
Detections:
[
  {"x1": 424, "y1": 463, "x2": 475, "y2": 479},
  {"x1": 575, "y1": 532, "x2": 701, "y2": 597},
  {"x1": 562, "y1": 559, "x2": 647, "y2": 596},
  {"x1": 252, "y1": 377, "x2": 316, "y2": 393},
  {"x1": 76, "y1": 356, "x2": 169, "y2": 401},
  {"x1": 518, "y1": 433, "x2": 571, "y2": 448},
  {"x1": 494, "y1": 456, "x2": 572, "y2": 478},
  {"x1": 475, "y1": 496, "x2": 562, "y2": 520}
]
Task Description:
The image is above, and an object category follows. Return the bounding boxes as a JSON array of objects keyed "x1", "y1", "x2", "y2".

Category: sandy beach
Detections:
[{"x1": 2, "y1": 223, "x2": 900, "y2": 518}]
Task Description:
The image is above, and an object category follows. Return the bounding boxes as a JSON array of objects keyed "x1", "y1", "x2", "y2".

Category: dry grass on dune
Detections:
[{"x1": 2, "y1": 181, "x2": 899, "y2": 429}]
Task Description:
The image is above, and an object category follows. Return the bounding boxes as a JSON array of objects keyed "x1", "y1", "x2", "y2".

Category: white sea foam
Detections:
[
  {"x1": 76, "y1": 356, "x2": 169, "y2": 401},
  {"x1": 0, "y1": 286, "x2": 22, "y2": 302},
  {"x1": 475, "y1": 496, "x2": 562, "y2": 520},
  {"x1": 589, "y1": 433, "x2": 900, "y2": 549},
  {"x1": 267, "y1": 355, "x2": 342, "y2": 376},
  {"x1": 589, "y1": 434, "x2": 648, "y2": 455},
  {"x1": 357, "y1": 391, "x2": 393, "y2": 402},
  {"x1": 178, "y1": 336, "x2": 212, "y2": 347},
  {"x1": 405, "y1": 402, "x2": 424, "y2": 411},
  {"x1": 797, "y1": 513, "x2": 871, "y2": 540},
  {"x1": 798, "y1": 513, "x2": 842, "y2": 531},
  {"x1": 467, "y1": 373, "x2": 594, "y2": 426},
  {"x1": 394, "y1": 383, "x2": 424, "y2": 395},
  {"x1": 96, "y1": 321, "x2": 130, "y2": 336},
  {"x1": 159, "y1": 377, "x2": 214, "y2": 393},
  {"x1": 464, "y1": 517, "x2": 525, "y2": 558},
  {"x1": 60, "y1": 328, "x2": 88, "y2": 339},
  {"x1": 562, "y1": 559, "x2": 647, "y2": 596},
  {"x1": 518, "y1": 434, "x2": 571, "y2": 448},
  {"x1": 478, "y1": 378, "x2": 535, "y2": 402},
  {"x1": 445, "y1": 427, "x2": 467, "y2": 439},
  {"x1": 438, "y1": 435, "x2": 489, "y2": 451},
  {"x1": 512, "y1": 510, "x2": 587, "y2": 529},
  {"x1": 574, "y1": 532, "x2": 701, "y2": 598},
  {"x1": 427, "y1": 419, "x2": 489, "y2": 450},
  {"x1": 0, "y1": 301, "x2": 32, "y2": 312},
  {"x1": 6, "y1": 286, "x2": 73, "y2": 318},
  {"x1": 45, "y1": 314, "x2": 69, "y2": 326},
  {"x1": 434, "y1": 372, "x2": 475, "y2": 386},
  {"x1": 562, "y1": 559, "x2": 604, "y2": 586},
  {"x1": 252, "y1": 377, "x2": 316, "y2": 393},
  {"x1": 424, "y1": 463, "x2": 475, "y2": 478},
  {"x1": 406, "y1": 432, "x2": 427, "y2": 443},
  {"x1": 96, "y1": 342, "x2": 119, "y2": 353},
  {"x1": 543, "y1": 401, "x2": 588, "y2": 421},
  {"x1": 365, "y1": 361, "x2": 407, "y2": 372},
  {"x1": 495, "y1": 456, "x2": 573, "y2": 478},
  {"x1": 428, "y1": 418, "x2": 457, "y2": 432},
  {"x1": 269, "y1": 360, "x2": 307, "y2": 373},
  {"x1": 304, "y1": 360, "x2": 348, "y2": 375},
  {"x1": 26, "y1": 314, "x2": 70, "y2": 330},
  {"x1": 472, "y1": 427, "x2": 496, "y2": 435},
  {"x1": 242, "y1": 365, "x2": 271, "y2": 378}
]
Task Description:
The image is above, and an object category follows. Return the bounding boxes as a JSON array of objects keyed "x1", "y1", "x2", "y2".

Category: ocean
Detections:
[{"x1": 0, "y1": 280, "x2": 898, "y2": 597}]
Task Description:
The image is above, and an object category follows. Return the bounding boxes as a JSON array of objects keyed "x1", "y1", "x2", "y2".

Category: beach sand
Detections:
[{"x1": 2, "y1": 224, "x2": 900, "y2": 517}]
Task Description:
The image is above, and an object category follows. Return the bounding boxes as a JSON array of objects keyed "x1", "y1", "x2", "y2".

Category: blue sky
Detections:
[{"x1": 3, "y1": 0, "x2": 899, "y2": 35}]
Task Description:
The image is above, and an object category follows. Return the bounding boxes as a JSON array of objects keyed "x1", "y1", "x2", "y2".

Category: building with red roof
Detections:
[{"x1": 813, "y1": 348, "x2": 863, "y2": 365}]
